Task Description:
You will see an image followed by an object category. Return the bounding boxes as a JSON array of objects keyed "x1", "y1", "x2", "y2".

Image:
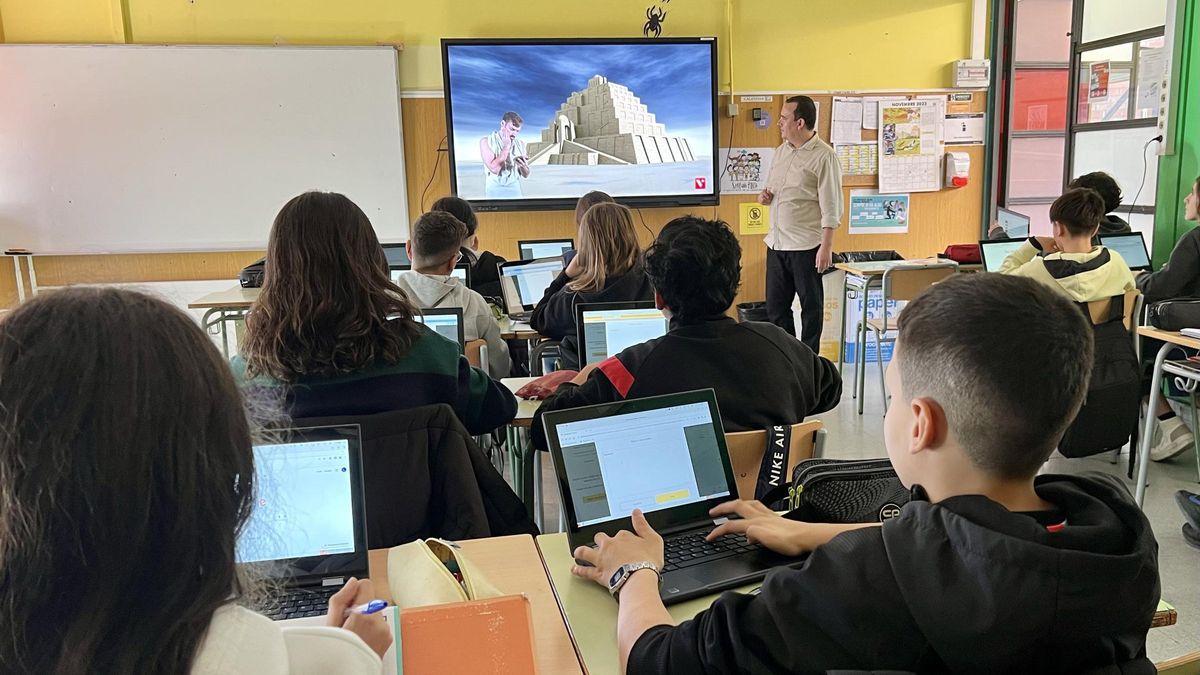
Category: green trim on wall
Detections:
[{"x1": 1153, "y1": 0, "x2": 1199, "y2": 266}]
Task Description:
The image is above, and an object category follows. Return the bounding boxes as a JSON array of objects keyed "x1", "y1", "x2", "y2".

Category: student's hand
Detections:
[
  {"x1": 707, "y1": 500, "x2": 847, "y2": 557},
  {"x1": 326, "y1": 577, "x2": 393, "y2": 659},
  {"x1": 571, "y1": 509, "x2": 664, "y2": 589},
  {"x1": 564, "y1": 253, "x2": 584, "y2": 279},
  {"x1": 815, "y1": 242, "x2": 833, "y2": 272},
  {"x1": 572, "y1": 360, "x2": 601, "y2": 385},
  {"x1": 1034, "y1": 236, "x2": 1059, "y2": 253},
  {"x1": 758, "y1": 188, "x2": 774, "y2": 206}
]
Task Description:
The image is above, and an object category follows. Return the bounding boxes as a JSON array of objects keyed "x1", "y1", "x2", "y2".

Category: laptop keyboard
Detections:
[
  {"x1": 662, "y1": 531, "x2": 760, "y2": 572},
  {"x1": 260, "y1": 586, "x2": 339, "y2": 621}
]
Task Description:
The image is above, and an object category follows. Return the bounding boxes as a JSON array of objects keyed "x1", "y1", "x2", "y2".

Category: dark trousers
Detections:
[{"x1": 766, "y1": 247, "x2": 823, "y2": 352}]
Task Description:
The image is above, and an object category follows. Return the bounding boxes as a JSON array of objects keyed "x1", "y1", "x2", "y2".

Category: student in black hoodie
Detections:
[
  {"x1": 1070, "y1": 171, "x2": 1133, "y2": 243},
  {"x1": 531, "y1": 215, "x2": 841, "y2": 450},
  {"x1": 571, "y1": 273, "x2": 1160, "y2": 674},
  {"x1": 1139, "y1": 174, "x2": 1200, "y2": 302},
  {"x1": 430, "y1": 195, "x2": 506, "y2": 302},
  {"x1": 530, "y1": 202, "x2": 653, "y2": 369}
]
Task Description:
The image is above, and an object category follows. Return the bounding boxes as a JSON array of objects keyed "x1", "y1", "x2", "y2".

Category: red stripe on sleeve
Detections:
[{"x1": 598, "y1": 357, "x2": 635, "y2": 398}]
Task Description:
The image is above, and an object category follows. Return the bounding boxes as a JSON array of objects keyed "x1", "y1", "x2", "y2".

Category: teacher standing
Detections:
[{"x1": 760, "y1": 95, "x2": 843, "y2": 353}]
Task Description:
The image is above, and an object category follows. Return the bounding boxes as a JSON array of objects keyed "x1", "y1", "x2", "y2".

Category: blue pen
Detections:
[{"x1": 344, "y1": 599, "x2": 389, "y2": 617}]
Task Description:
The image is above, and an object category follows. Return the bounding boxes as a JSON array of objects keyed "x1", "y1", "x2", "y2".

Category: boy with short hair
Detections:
[
  {"x1": 396, "y1": 211, "x2": 511, "y2": 377},
  {"x1": 572, "y1": 274, "x2": 1159, "y2": 674},
  {"x1": 1000, "y1": 187, "x2": 1136, "y2": 302},
  {"x1": 430, "y1": 195, "x2": 507, "y2": 302},
  {"x1": 1070, "y1": 171, "x2": 1133, "y2": 241}
]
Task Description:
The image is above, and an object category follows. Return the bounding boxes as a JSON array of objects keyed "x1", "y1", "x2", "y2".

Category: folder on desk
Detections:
[{"x1": 401, "y1": 594, "x2": 538, "y2": 674}]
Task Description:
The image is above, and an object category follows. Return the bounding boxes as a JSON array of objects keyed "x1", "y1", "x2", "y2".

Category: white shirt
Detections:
[
  {"x1": 191, "y1": 605, "x2": 381, "y2": 675},
  {"x1": 763, "y1": 134, "x2": 844, "y2": 251}
]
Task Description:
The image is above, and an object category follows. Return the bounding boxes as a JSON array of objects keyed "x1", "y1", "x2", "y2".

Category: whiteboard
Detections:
[{"x1": 0, "y1": 45, "x2": 408, "y2": 253}]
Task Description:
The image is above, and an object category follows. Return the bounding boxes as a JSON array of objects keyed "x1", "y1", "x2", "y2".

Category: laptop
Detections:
[
  {"x1": 576, "y1": 301, "x2": 669, "y2": 366},
  {"x1": 1100, "y1": 232, "x2": 1152, "y2": 272},
  {"x1": 979, "y1": 238, "x2": 1027, "y2": 272},
  {"x1": 237, "y1": 424, "x2": 368, "y2": 621},
  {"x1": 542, "y1": 389, "x2": 793, "y2": 605},
  {"x1": 518, "y1": 238, "x2": 575, "y2": 261},
  {"x1": 499, "y1": 257, "x2": 565, "y2": 320},
  {"x1": 390, "y1": 263, "x2": 471, "y2": 286},
  {"x1": 996, "y1": 207, "x2": 1031, "y2": 239},
  {"x1": 382, "y1": 243, "x2": 410, "y2": 266},
  {"x1": 415, "y1": 307, "x2": 466, "y2": 351}
]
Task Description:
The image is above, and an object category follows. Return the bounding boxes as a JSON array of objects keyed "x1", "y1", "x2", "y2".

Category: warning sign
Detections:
[{"x1": 740, "y1": 202, "x2": 769, "y2": 235}]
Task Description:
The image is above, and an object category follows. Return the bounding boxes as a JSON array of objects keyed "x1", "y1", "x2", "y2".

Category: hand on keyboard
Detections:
[
  {"x1": 708, "y1": 500, "x2": 880, "y2": 557},
  {"x1": 571, "y1": 509, "x2": 664, "y2": 589}
]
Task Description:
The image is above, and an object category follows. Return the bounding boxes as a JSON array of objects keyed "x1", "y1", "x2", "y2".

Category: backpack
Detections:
[
  {"x1": 1057, "y1": 293, "x2": 1141, "y2": 457},
  {"x1": 760, "y1": 458, "x2": 910, "y2": 523},
  {"x1": 1147, "y1": 298, "x2": 1200, "y2": 331},
  {"x1": 940, "y1": 244, "x2": 981, "y2": 264}
]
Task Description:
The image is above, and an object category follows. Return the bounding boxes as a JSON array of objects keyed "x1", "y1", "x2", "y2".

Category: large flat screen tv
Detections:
[{"x1": 441, "y1": 37, "x2": 719, "y2": 212}]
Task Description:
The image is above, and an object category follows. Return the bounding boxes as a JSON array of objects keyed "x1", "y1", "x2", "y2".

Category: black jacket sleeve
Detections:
[
  {"x1": 529, "y1": 272, "x2": 575, "y2": 339},
  {"x1": 458, "y1": 356, "x2": 518, "y2": 435},
  {"x1": 1138, "y1": 229, "x2": 1200, "y2": 303},
  {"x1": 530, "y1": 369, "x2": 622, "y2": 450},
  {"x1": 805, "y1": 352, "x2": 843, "y2": 415}
]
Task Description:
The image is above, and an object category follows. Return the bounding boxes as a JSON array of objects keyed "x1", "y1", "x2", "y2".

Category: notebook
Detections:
[
  {"x1": 518, "y1": 238, "x2": 575, "y2": 261},
  {"x1": 575, "y1": 301, "x2": 668, "y2": 366},
  {"x1": 1099, "y1": 232, "x2": 1152, "y2": 272},
  {"x1": 400, "y1": 596, "x2": 538, "y2": 674},
  {"x1": 237, "y1": 424, "x2": 368, "y2": 621},
  {"x1": 414, "y1": 307, "x2": 465, "y2": 351},
  {"x1": 499, "y1": 257, "x2": 565, "y2": 319},
  {"x1": 979, "y1": 238, "x2": 1027, "y2": 272},
  {"x1": 542, "y1": 389, "x2": 792, "y2": 605}
]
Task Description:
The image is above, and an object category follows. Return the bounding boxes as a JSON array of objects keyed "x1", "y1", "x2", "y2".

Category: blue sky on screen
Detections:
[{"x1": 445, "y1": 42, "x2": 714, "y2": 161}]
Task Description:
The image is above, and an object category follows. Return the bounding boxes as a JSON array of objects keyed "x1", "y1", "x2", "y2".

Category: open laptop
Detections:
[
  {"x1": 1100, "y1": 232, "x2": 1152, "y2": 272},
  {"x1": 415, "y1": 307, "x2": 466, "y2": 351},
  {"x1": 381, "y1": 243, "x2": 410, "y2": 266},
  {"x1": 389, "y1": 263, "x2": 471, "y2": 286},
  {"x1": 979, "y1": 238, "x2": 1027, "y2": 272},
  {"x1": 237, "y1": 424, "x2": 368, "y2": 621},
  {"x1": 499, "y1": 257, "x2": 564, "y2": 320},
  {"x1": 542, "y1": 389, "x2": 794, "y2": 605},
  {"x1": 576, "y1": 301, "x2": 669, "y2": 366},
  {"x1": 518, "y1": 238, "x2": 575, "y2": 261},
  {"x1": 996, "y1": 207, "x2": 1031, "y2": 239}
]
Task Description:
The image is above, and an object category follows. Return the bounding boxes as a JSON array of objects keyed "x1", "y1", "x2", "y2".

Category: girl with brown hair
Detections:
[
  {"x1": 235, "y1": 191, "x2": 515, "y2": 434},
  {"x1": 531, "y1": 201, "x2": 654, "y2": 369}
]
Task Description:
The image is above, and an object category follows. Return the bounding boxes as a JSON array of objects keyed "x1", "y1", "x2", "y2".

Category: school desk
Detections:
[
  {"x1": 1134, "y1": 327, "x2": 1200, "y2": 506},
  {"x1": 502, "y1": 376, "x2": 559, "y2": 533},
  {"x1": 368, "y1": 534, "x2": 584, "y2": 675}
]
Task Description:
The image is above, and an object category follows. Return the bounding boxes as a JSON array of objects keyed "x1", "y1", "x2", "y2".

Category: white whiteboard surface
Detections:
[{"x1": 0, "y1": 44, "x2": 408, "y2": 253}]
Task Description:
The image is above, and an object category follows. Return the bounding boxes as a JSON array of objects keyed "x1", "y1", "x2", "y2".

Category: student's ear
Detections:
[
  {"x1": 653, "y1": 289, "x2": 667, "y2": 312},
  {"x1": 908, "y1": 397, "x2": 947, "y2": 454},
  {"x1": 466, "y1": 234, "x2": 479, "y2": 250},
  {"x1": 405, "y1": 240, "x2": 414, "y2": 260}
]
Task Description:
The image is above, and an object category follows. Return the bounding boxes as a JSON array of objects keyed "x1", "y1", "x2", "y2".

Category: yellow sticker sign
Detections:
[{"x1": 740, "y1": 202, "x2": 769, "y2": 235}]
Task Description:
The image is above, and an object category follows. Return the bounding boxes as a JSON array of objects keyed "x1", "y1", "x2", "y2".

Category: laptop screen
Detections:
[
  {"x1": 578, "y1": 304, "x2": 668, "y2": 365},
  {"x1": 500, "y1": 259, "x2": 564, "y2": 310},
  {"x1": 519, "y1": 239, "x2": 574, "y2": 261},
  {"x1": 382, "y1": 243, "x2": 410, "y2": 266},
  {"x1": 238, "y1": 438, "x2": 358, "y2": 564},
  {"x1": 553, "y1": 399, "x2": 732, "y2": 528},
  {"x1": 414, "y1": 309, "x2": 464, "y2": 347},
  {"x1": 980, "y1": 239, "x2": 1026, "y2": 272},
  {"x1": 996, "y1": 207, "x2": 1031, "y2": 239},
  {"x1": 1100, "y1": 233, "x2": 1151, "y2": 270}
]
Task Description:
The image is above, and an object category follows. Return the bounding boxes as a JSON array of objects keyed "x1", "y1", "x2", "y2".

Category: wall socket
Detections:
[{"x1": 726, "y1": 103, "x2": 739, "y2": 117}]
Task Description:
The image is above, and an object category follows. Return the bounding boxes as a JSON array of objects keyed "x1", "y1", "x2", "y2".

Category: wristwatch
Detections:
[{"x1": 607, "y1": 561, "x2": 662, "y2": 598}]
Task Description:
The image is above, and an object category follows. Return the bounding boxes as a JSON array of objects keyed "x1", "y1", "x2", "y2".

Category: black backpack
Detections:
[
  {"x1": 760, "y1": 458, "x2": 910, "y2": 523},
  {"x1": 1057, "y1": 292, "x2": 1141, "y2": 457}
]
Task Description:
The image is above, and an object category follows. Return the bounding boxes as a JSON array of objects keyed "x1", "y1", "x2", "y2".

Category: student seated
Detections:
[
  {"x1": 999, "y1": 187, "x2": 1136, "y2": 302},
  {"x1": 430, "y1": 195, "x2": 506, "y2": 302},
  {"x1": 530, "y1": 202, "x2": 653, "y2": 369},
  {"x1": 1070, "y1": 171, "x2": 1133, "y2": 242},
  {"x1": 531, "y1": 215, "x2": 841, "y2": 450},
  {"x1": 1139, "y1": 174, "x2": 1200, "y2": 303},
  {"x1": 575, "y1": 189, "x2": 614, "y2": 227},
  {"x1": 235, "y1": 191, "x2": 516, "y2": 435},
  {"x1": 395, "y1": 211, "x2": 512, "y2": 378},
  {"x1": 0, "y1": 287, "x2": 390, "y2": 673},
  {"x1": 572, "y1": 274, "x2": 1160, "y2": 674}
]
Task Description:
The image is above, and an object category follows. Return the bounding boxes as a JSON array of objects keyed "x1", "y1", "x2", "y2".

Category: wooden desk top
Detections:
[
  {"x1": 503, "y1": 377, "x2": 542, "y2": 429},
  {"x1": 498, "y1": 317, "x2": 542, "y2": 341},
  {"x1": 188, "y1": 286, "x2": 260, "y2": 310},
  {"x1": 1137, "y1": 326, "x2": 1200, "y2": 351},
  {"x1": 369, "y1": 535, "x2": 584, "y2": 675},
  {"x1": 834, "y1": 258, "x2": 953, "y2": 277}
]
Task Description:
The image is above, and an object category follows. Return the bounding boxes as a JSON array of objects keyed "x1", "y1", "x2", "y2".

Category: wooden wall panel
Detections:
[{"x1": 3, "y1": 92, "x2": 986, "y2": 312}]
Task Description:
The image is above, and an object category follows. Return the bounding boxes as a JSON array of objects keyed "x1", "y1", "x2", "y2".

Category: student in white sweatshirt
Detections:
[
  {"x1": 0, "y1": 287, "x2": 389, "y2": 674},
  {"x1": 397, "y1": 211, "x2": 513, "y2": 378}
]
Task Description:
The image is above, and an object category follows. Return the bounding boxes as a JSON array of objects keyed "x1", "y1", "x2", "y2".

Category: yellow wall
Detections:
[{"x1": 0, "y1": 0, "x2": 973, "y2": 92}]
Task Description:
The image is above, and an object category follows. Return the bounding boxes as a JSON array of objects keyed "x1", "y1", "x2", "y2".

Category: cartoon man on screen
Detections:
[{"x1": 479, "y1": 111, "x2": 530, "y2": 198}]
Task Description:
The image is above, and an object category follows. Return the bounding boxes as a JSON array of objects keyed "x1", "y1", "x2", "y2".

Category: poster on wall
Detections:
[
  {"x1": 1089, "y1": 61, "x2": 1111, "y2": 102},
  {"x1": 719, "y1": 146, "x2": 775, "y2": 194},
  {"x1": 877, "y1": 99, "x2": 943, "y2": 193},
  {"x1": 849, "y1": 189, "x2": 910, "y2": 234}
]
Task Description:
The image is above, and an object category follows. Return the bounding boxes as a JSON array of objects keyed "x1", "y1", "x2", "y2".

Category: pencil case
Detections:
[{"x1": 387, "y1": 538, "x2": 502, "y2": 609}]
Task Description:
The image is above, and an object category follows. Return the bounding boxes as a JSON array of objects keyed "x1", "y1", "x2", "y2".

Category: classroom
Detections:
[{"x1": 1, "y1": 0, "x2": 1198, "y2": 672}]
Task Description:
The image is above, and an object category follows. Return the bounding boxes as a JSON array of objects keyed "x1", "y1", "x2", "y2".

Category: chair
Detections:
[
  {"x1": 464, "y1": 338, "x2": 488, "y2": 370},
  {"x1": 725, "y1": 420, "x2": 826, "y2": 501},
  {"x1": 463, "y1": 338, "x2": 506, "y2": 471},
  {"x1": 529, "y1": 339, "x2": 561, "y2": 376},
  {"x1": 858, "y1": 263, "x2": 959, "y2": 414}
]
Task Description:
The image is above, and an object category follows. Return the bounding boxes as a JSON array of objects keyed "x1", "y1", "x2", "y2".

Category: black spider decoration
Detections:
[{"x1": 643, "y1": 5, "x2": 667, "y2": 38}]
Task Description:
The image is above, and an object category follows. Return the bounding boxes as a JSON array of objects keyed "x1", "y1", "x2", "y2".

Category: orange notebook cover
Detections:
[{"x1": 400, "y1": 594, "x2": 539, "y2": 675}]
